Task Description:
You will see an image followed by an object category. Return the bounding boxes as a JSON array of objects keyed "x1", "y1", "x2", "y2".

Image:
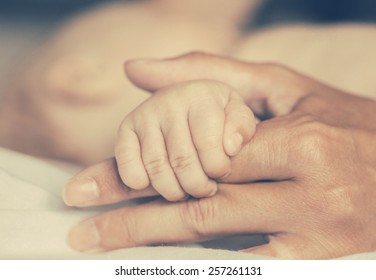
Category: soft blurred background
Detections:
[
  {"x1": 1, "y1": 0, "x2": 376, "y2": 120},
  {"x1": 1, "y1": 0, "x2": 376, "y2": 23}
]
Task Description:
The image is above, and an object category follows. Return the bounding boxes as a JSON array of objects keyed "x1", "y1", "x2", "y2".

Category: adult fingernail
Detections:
[
  {"x1": 63, "y1": 177, "x2": 99, "y2": 207},
  {"x1": 68, "y1": 220, "x2": 101, "y2": 252},
  {"x1": 227, "y1": 133, "x2": 243, "y2": 156}
]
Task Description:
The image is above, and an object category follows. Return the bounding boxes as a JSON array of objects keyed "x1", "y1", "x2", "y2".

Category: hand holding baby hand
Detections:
[
  {"x1": 115, "y1": 80, "x2": 256, "y2": 201},
  {"x1": 64, "y1": 53, "x2": 376, "y2": 258}
]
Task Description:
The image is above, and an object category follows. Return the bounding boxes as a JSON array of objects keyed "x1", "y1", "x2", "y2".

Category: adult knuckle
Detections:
[
  {"x1": 97, "y1": 211, "x2": 139, "y2": 249},
  {"x1": 323, "y1": 185, "x2": 360, "y2": 222},
  {"x1": 179, "y1": 198, "x2": 216, "y2": 238},
  {"x1": 144, "y1": 155, "x2": 169, "y2": 176},
  {"x1": 119, "y1": 210, "x2": 139, "y2": 247},
  {"x1": 315, "y1": 186, "x2": 368, "y2": 254},
  {"x1": 292, "y1": 117, "x2": 335, "y2": 165},
  {"x1": 305, "y1": 183, "x2": 360, "y2": 230}
]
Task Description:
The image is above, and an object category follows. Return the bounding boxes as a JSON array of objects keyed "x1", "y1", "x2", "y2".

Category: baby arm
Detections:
[{"x1": 115, "y1": 80, "x2": 256, "y2": 201}]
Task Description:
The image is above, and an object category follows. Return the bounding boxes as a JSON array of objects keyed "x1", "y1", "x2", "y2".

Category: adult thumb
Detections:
[
  {"x1": 124, "y1": 52, "x2": 307, "y2": 117},
  {"x1": 127, "y1": 52, "x2": 265, "y2": 92}
]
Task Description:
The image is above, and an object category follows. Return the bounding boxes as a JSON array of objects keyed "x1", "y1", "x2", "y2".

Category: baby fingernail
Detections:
[
  {"x1": 63, "y1": 177, "x2": 99, "y2": 207},
  {"x1": 68, "y1": 220, "x2": 101, "y2": 252},
  {"x1": 228, "y1": 133, "x2": 243, "y2": 156}
]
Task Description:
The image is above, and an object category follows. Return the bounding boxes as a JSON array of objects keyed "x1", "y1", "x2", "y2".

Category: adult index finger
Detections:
[
  {"x1": 67, "y1": 181, "x2": 296, "y2": 252},
  {"x1": 63, "y1": 159, "x2": 158, "y2": 207}
]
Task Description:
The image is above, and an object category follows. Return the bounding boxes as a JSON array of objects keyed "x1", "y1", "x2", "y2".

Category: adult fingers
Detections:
[
  {"x1": 125, "y1": 52, "x2": 259, "y2": 99},
  {"x1": 223, "y1": 115, "x2": 296, "y2": 183},
  {"x1": 63, "y1": 159, "x2": 158, "y2": 207},
  {"x1": 67, "y1": 181, "x2": 296, "y2": 252}
]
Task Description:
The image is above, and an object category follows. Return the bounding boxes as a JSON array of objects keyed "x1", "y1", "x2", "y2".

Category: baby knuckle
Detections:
[
  {"x1": 120, "y1": 171, "x2": 148, "y2": 190},
  {"x1": 187, "y1": 180, "x2": 217, "y2": 199},
  {"x1": 117, "y1": 117, "x2": 134, "y2": 134},
  {"x1": 115, "y1": 146, "x2": 135, "y2": 167},
  {"x1": 116, "y1": 162, "x2": 134, "y2": 185},
  {"x1": 197, "y1": 134, "x2": 222, "y2": 152},
  {"x1": 179, "y1": 80, "x2": 221, "y2": 98},
  {"x1": 115, "y1": 155, "x2": 147, "y2": 189},
  {"x1": 144, "y1": 155, "x2": 169, "y2": 176},
  {"x1": 197, "y1": 137, "x2": 231, "y2": 178},
  {"x1": 204, "y1": 162, "x2": 230, "y2": 179},
  {"x1": 239, "y1": 112, "x2": 257, "y2": 136},
  {"x1": 170, "y1": 153, "x2": 196, "y2": 175}
]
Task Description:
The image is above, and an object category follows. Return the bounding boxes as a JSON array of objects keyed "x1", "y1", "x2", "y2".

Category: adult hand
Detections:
[{"x1": 63, "y1": 53, "x2": 376, "y2": 259}]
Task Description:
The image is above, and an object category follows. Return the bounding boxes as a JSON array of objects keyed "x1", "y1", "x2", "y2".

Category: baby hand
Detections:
[{"x1": 115, "y1": 81, "x2": 256, "y2": 201}]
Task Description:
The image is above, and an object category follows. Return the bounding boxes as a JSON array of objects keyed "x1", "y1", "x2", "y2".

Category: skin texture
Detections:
[
  {"x1": 64, "y1": 53, "x2": 376, "y2": 259},
  {"x1": 115, "y1": 80, "x2": 255, "y2": 201},
  {"x1": 1, "y1": 1, "x2": 375, "y2": 259}
]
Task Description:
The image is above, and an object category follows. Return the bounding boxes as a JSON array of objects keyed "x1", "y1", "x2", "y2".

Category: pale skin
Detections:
[
  {"x1": 115, "y1": 80, "x2": 255, "y2": 201},
  {"x1": 0, "y1": 1, "x2": 376, "y2": 259},
  {"x1": 64, "y1": 53, "x2": 376, "y2": 259}
]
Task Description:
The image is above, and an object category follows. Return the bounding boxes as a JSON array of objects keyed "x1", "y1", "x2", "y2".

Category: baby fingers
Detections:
[
  {"x1": 161, "y1": 118, "x2": 218, "y2": 198},
  {"x1": 117, "y1": 118, "x2": 187, "y2": 202},
  {"x1": 115, "y1": 121, "x2": 149, "y2": 190},
  {"x1": 117, "y1": 113, "x2": 216, "y2": 201}
]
